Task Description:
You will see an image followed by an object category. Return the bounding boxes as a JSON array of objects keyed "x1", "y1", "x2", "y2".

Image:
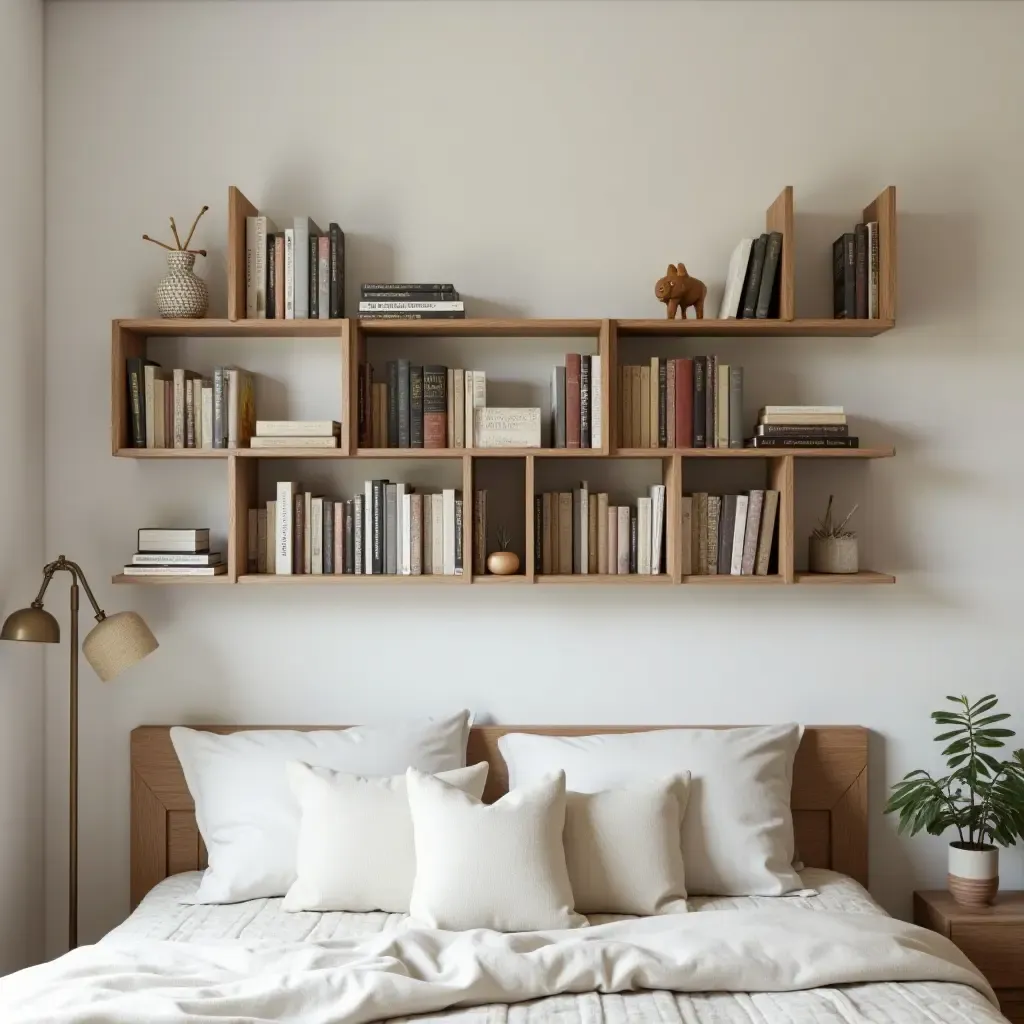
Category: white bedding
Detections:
[{"x1": 0, "y1": 869, "x2": 1003, "y2": 1024}]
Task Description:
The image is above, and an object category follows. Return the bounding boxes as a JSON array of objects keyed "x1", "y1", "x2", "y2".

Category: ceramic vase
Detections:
[
  {"x1": 156, "y1": 251, "x2": 209, "y2": 319},
  {"x1": 947, "y1": 843, "x2": 999, "y2": 907},
  {"x1": 486, "y1": 551, "x2": 520, "y2": 576},
  {"x1": 808, "y1": 536, "x2": 858, "y2": 574}
]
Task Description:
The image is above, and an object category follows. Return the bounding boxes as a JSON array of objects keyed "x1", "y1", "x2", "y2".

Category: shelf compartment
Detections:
[
  {"x1": 535, "y1": 573, "x2": 672, "y2": 585},
  {"x1": 236, "y1": 573, "x2": 467, "y2": 585},
  {"x1": 112, "y1": 573, "x2": 232, "y2": 585},
  {"x1": 681, "y1": 574, "x2": 785, "y2": 585},
  {"x1": 794, "y1": 571, "x2": 895, "y2": 585}
]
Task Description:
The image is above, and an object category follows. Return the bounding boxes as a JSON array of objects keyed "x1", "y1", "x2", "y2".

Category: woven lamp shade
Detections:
[{"x1": 82, "y1": 611, "x2": 158, "y2": 682}]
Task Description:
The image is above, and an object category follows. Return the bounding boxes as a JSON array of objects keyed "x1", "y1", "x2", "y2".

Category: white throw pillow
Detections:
[
  {"x1": 171, "y1": 711, "x2": 471, "y2": 904},
  {"x1": 499, "y1": 724, "x2": 802, "y2": 896},
  {"x1": 406, "y1": 768, "x2": 584, "y2": 931},
  {"x1": 565, "y1": 775, "x2": 690, "y2": 915},
  {"x1": 283, "y1": 761, "x2": 489, "y2": 914}
]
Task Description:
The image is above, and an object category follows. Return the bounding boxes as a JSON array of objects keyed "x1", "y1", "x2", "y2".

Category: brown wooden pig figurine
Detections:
[{"x1": 654, "y1": 263, "x2": 707, "y2": 319}]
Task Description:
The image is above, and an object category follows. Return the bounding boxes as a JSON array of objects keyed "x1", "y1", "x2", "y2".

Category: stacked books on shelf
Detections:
[
  {"x1": 683, "y1": 491, "x2": 778, "y2": 576},
  {"x1": 251, "y1": 481, "x2": 463, "y2": 576},
  {"x1": 125, "y1": 360, "x2": 255, "y2": 449},
  {"x1": 122, "y1": 528, "x2": 225, "y2": 577},
  {"x1": 833, "y1": 222, "x2": 880, "y2": 319},
  {"x1": 358, "y1": 362, "x2": 543, "y2": 450},
  {"x1": 358, "y1": 283, "x2": 464, "y2": 320},
  {"x1": 745, "y1": 406, "x2": 857, "y2": 449},
  {"x1": 550, "y1": 352, "x2": 602, "y2": 449},
  {"x1": 718, "y1": 231, "x2": 783, "y2": 319},
  {"x1": 245, "y1": 214, "x2": 345, "y2": 320},
  {"x1": 249, "y1": 421, "x2": 340, "y2": 450},
  {"x1": 619, "y1": 356, "x2": 743, "y2": 449},
  {"x1": 534, "y1": 483, "x2": 665, "y2": 575}
]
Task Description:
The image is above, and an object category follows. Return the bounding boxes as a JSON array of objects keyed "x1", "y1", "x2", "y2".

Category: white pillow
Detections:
[
  {"x1": 499, "y1": 724, "x2": 802, "y2": 896},
  {"x1": 283, "y1": 761, "x2": 489, "y2": 914},
  {"x1": 171, "y1": 712, "x2": 471, "y2": 904},
  {"x1": 406, "y1": 767, "x2": 584, "y2": 931},
  {"x1": 565, "y1": 775, "x2": 690, "y2": 915}
]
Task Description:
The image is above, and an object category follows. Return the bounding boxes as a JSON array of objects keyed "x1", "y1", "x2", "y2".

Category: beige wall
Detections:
[
  {"x1": 44, "y1": 0, "x2": 1024, "y2": 955},
  {"x1": 0, "y1": 0, "x2": 45, "y2": 973}
]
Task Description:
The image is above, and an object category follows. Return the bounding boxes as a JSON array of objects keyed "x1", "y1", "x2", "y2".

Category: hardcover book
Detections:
[
  {"x1": 580, "y1": 355, "x2": 591, "y2": 449},
  {"x1": 409, "y1": 365, "x2": 424, "y2": 448},
  {"x1": 475, "y1": 407, "x2": 542, "y2": 448},
  {"x1": 706, "y1": 495, "x2": 721, "y2": 574},
  {"x1": 740, "y1": 233, "x2": 768, "y2": 318},
  {"x1": 741, "y1": 490, "x2": 764, "y2": 575},
  {"x1": 550, "y1": 366, "x2": 566, "y2": 448},
  {"x1": 730, "y1": 494, "x2": 749, "y2": 575},
  {"x1": 692, "y1": 356, "x2": 706, "y2": 448},
  {"x1": 728, "y1": 366, "x2": 743, "y2": 449},
  {"x1": 833, "y1": 232, "x2": 856, "y2": 318},
  {"x1": 423, "y1": 365, "x2": 447, "y2": 449},
  {"x1": 565, "y1": 355, "x2": 581, "y2": 448},
  {"x1": 755, "y1": 231, "x2": 783, "y2": 318},
  {"x1": 854, "y1": 223, "x2": 868, "y2": 319},
  {"x1": 755, "y1": 490, "x2": 780, "y2": 576},
  {"x1": 718, "y1": 238, "x2": 753, "y2": 318}
]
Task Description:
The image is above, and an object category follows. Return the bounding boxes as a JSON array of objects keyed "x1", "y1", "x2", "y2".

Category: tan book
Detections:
[
  {"x1": 679, "y1": 495, "x2": 693, "y2": 576},
  {"x1": 410, "y1": 493, "x2": 423, "y2": 576},
  {"x1": 639, "y1": 365, "x2": 651, "y2": 449},
  {"x1": 617, "y1": 505, "x2": 630, "y2": 574},
  {"x1": 706, "y1": 495, "x2": 721, "y2": 574},
  {"x1": 541, "y1": 493, "x2": 553, "y2": 574},
  {"x1": 755, "y1": 490, "x2": 780, "y2": 575},
  {"x1": 587, "y1": 494, "x2": 599, "y2": 573},
  {"x1": 431, "y1": 493, "x2": 444, "y2": 574},
  {"x1": 606, "y1": 507, "x2": 617, "y2": 574},
  {"x1": 446, "y1": 368, "x2": 455, "y2": 446},
  {"x1": 422, "y1": 497, "x2": 432, "y2": 575},
  {"x1": 250, "y1": 436, "x2": 338, "y2": 448},
  {"x1": 303, "y1": 492, "x2": 313, "y2": 574},
  {"x1": 256, "y1": 420, "x2": 339, "y2": 437},
  {"x1": 649, "y1": 357, "x2": 659, "y2": 449},
  {"x1": 453, "y1": 369, "x2": 465, "y2": 448},
  {"x1": 557, "y1": 492, "x2": 573, "y2": 574},
  {"x1": 333, "y1": 502, "x2": 344, "y2": 574},
  {"x1": 758, "y1": 413, "x2": 848, "y2": 425},
  {"x1": 473, "y1": 490, "x2": 487, "y2": 576},
  {"x1": 620, "y1": 367, "x2": 631, "y2": 448},
  {"x1": 256, "y1": 508, "x2": 267, "y2": 574},
  {"x1": 373, "y1": 383, "x2": 388, "y2": 447},
  {"x1": 597, "y1": 492, "x2": 609, "y2": 574},
  {"x1": 265, "y1": 500, "x2": 276, "y2": 574},
  {"x1": 666, "y1": 360, "x2": 677, "y2": 448},
  {"x1": 695, "y1": 492, "x2": 708, "y2": 575},
  {"x1": 716, "y1": 364, "x2": 730, "y2": 449},
  {"x1": 631, "y1": 366, "x2": 643, "y2": 450}
]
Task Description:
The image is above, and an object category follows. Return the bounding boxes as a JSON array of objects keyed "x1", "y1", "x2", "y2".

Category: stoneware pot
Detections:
[
  {"x1": 156, "y1": 250, "x2": 209, "y2": 319},
  {"x1": 947, "y1": 842, "x2": 999, "y2": 907},
  {"x1": 486, "y1": 551, "x2": 520, "y2": 576},
  {"x1": 808, "y1": 536, "x2": 859, "y2": 574}
]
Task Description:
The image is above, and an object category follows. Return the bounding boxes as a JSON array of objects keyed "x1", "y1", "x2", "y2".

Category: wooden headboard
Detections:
[{"x1": 130, "y1": 724, "x2": 868, "y2": 909}]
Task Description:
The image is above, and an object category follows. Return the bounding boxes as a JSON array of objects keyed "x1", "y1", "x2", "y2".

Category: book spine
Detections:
[
  {"x1": 212, "y1": 368, "x2": 224, "y2": 449},
  {"x1": 399, "y1": 492, "x2": 411, "y2": 575},
  {"x1": 343, "y1": 500, "x2": 354, "y2": 574},
  {"x1": 410, "y1": 493, "x2": 422, "y2": 575},
  {"x1": 629, "y1": 508, "x2": 638, "y2": 573},
  {"x1": 705, "y1": 356, "x2": 716, "y2": 450},
  {"x1": 741, "y1": 490, "x2": 764, "y2": 575},
  {"x1": 226, "y1": 368, "x2": 239, "y2": 449},
  {"x1": 754, "y1": 231, "x2": 782, "y2": 318},
  {"x1": 323, "y1": 500, "x2": 334, "y2": 574},
  {"x1": 386, "y1": 361, "x2": 398, "y2": 447},
  {"x1": 371, "y1": 480, "x2": 384, "y2": 573},
  {"x1": 397, "y1": 359, "x2": 411, "y2": 448},
  {"x1": 303, "y1": 491, "x2": 312, "y2": 573},
  {"x1": 274, "y1": 235, "x2": 285, "y2": 319},
  {"x1": 473, "y1": 490, "x2": 486, "y2": 576},
  {"x1": 741, "y1": 234, "x2": 767, "y2": 318},
  {"x1": 579, "y1": 355, "x2": 591, "y2": 449},
  {"x1": 471, "y1": 371, "x2": 486, "y2": 446},
  {"x1": 557, "y1": 492, "x2": 573, "y2": 574},
  {"x1": 127, "y1": 358, "x2": 144, "y2": 448},
  {"x1": 318, "y1": 235, "x2": 330, "y2": 320},
  {"x1": 757, "y1": 423, "x2": 849, "y2": 436},
  {"x1": 596, "y1": 492, "x2": 608, "y2": 574},
  {"x1": 185, "y1": 379, "x2": 195, "y2": 448},
  {"x1": 746, "y1": 436, "x2": 859, "y2": 448},
  {"x1": 329, "y1": 224, "x2": 344, "y2": 318},
  {"x1": 308, "y1": 232, "x2": 319, "y2": 319},
  {"x1": 867, "y1": 221, "x2": 879, "y2": 318},
  {"x1": 755, "y1": 491, "x2": 780, "y2": 575},
  {"x1": 729, "y1": 366, "x2": 743, "y2": 448},
  {"x1": 409, "y1": 365, "x2": 424, "y2": 448},
  {"x1": 565, "y1": 354, "x2": 581, "y2": 448},
  {"x1": 353, "y1": 497, "x2": 364, "y2": 574},
  {"x1": 590, "y1": 354, "x2": 602, "y2": 449},
  {"x1": 291, "y1": 494, "x2": 302, "y2": 573},
  {"x1": 275, "y1": 482, "x2": 294, "y2": 574},
  {"x1": 359, "y1": 300, "x2": 465, "y2": 312},
  {"x1": 674, "y1": 357, "x2": 693, "y2": 448},
  {"x1": 385, "y1": 484, "x2": 398, "y2": 574},
  {"x1": 679, "y1": 495, "x2": 693, "y2": 575},
  {"x1": 657, "y1": 359, "x2": 668, "y2": 448},
  {"x1": 666, "y1": 360, "x2": 676, "y2": 449},
  {"x1": 357, "y1": 311, "x2": 467, "y2": 320},
  {"x1": 639, "y1": 364, "x2": 651, "y2": 448},
  {"x1": 637, "y1": 498, "x2": 651, "y2": 575},
  {"x1": 854, "y1": 223, "x2": 868, "y2": 319},
  {"x1": 651, "y1": 485, "x2": 665, "y2": 574},
  {"x1": 284, "y1": 229, "x2": 295, "y2": 319},
  {"x1": 173, "y1": 369, "x2": 185, "y2": 448},
  {"x1": 359, "y1": 290, "x2": 459, "y2": 301},
  {"x1": 144, "y1": 366, "x2": 157, "y2": 448},
  {"x1": 245, "y1": 216, "x2": 257, "y2": 318},
  {"x1": 833, "y1": 233, "x2": 855, "y2": 318},
  {"x1": 692, "y1": 356, "x2": 706, "y2": 447},
  {"x1": 616, "y1": 506, "x2": 629, "y2": 574},
  {"x1": 454, "y1": 496, "x2": 464, "y2": 575},
  {"x1": 422, "y1": 365, "x2": 447, "y2": 448},
  {"x1": 266, "y1": 233, "x2": 277, "y2": 320},
  {"x1": 718, "y1": 494, "x2": 736, "y2": 579},
  {"x1": 716, "y1": 364, "x2": 729, "y2": 449},
  {"x1": 551, "y1": 366, "x2": 566, "y2": 448},
  {"x1": 730, "y1": 495, "x2": 748, "y2": 575},
  {"x1": 534, "y1": 495, "x2": 542, "y2": 573},
  {"x1": 620, "y1": 367, "x2": 631, "y2": 447},
  {"x1": 706, "y1": 495, "x2": 721, "y2": 574},
  {"x1": 255, "y1": 217, "x2": 269, "y2": 318},
  {"x1": 265, "y1": 501, "x2": 276, "y2": 573},
  {"x1": 588, "y1": 494, "x2": 599, "y2": 573},
  {"x1": 695, "y1": 492, "x2": 708, "y2": 574},
  {"x1": 361, "y1": 282, "x2": 455, "y2": 292},
  {"x1": 293, "y1": 220, "x2": 309, "y2": 319}
]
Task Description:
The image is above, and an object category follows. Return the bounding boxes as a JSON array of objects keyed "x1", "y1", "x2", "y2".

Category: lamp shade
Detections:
[
  {"x1": 82, "y1": 611, "x2": 158, "y2": 682},
  {"x1": 1, "y1": 606, "x2": 60, "y2": 643}
]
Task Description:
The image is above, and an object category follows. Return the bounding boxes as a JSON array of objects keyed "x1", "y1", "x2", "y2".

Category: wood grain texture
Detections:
[
  {"x1": 616, "y1": 318, "x2": 894, "y2": 337},
  {"x1": 769, "y1": 454, "x2": 795, "y2": 583},
  {"x1": 524, "y1": 455, "x2": 536, "y2": 582},
  {"x1": 614, "y1": 447, "x2": 895, "y2": 460},
  {"x1": 863, "y1": 186, "x2": 897, "y2": 322},
  {"x1": 665, "y1": 454, "x2": 682, "y2": 583},
  {"x1": 120, "y1": 318, "x2": 348, "y2": 338},
  {"x1": 112, "y1": 322, "x2": 145, "y2": 454},
  {"x1": 794, "y1": 571, "x2": 896, "y2": 584},
  {"x1": 339, "y1": 318, "x2": 353, "y2": 456},
  {"x1": 359, "y1": 318, "x2": 603, "y2": 337},
  {"x1": 227, "y1": 456, "x2": 256, "y2": 582},
  {"x1": 226, "y1": 186, "x2": 258, "y2": 322},
  {"x1": 111, "y1": 573, "x2": 233, "y2": 586},
  {"x1": 765, "y1": 186, "x2": 795, "y2": 320},
  {"x1": 129, "y1": 724, "x2": 868, "y2": 907},
  {"x1": 598, "y1": 319, "x2": 613, "y2": 454}
]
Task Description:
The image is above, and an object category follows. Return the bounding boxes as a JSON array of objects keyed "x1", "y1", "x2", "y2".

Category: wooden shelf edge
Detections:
[
  {"x1": 115, "y1": 448, "x2": 230, "y2": 458},
  {"x1": 357, "y1": 318, "x2": 603, "y2": 337},
  {"x1": 535, "y1": 574, "x2": 672, "y2": 585},
  {"x1": 617, "y1": 447, "x2": 894, "y2": 459},
  {"x1": 794, "y1": 571, "x2": 896, "y2": 584},
  {"x1": 236, "y1": 574, "x2": 466, "y2": 584},
  {"x1": 115, "y1": 318, "x2": 346, "y2": 338},
  {"x1": 682, "y1": 574, "x2": 785, "y2": 585},
  {"x1": 616, "y1": 318, "x2": 895, "y2": 338},
  {"x1": 112, "y1": 573, "x2": 232, "y2": 585},
  {"x1": 472, "y1": 575, "x2": 533, "y2": 584}
]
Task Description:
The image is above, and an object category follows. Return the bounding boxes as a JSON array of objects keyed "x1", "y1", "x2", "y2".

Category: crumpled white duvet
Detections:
[{"x1": 0, "y1": 908, "x2": 996, "y2": 1024}]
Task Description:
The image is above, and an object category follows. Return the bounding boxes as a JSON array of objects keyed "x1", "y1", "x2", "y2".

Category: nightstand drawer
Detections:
[{"x1": 951, "y1": 923, "x2": 1024, "y2": 989}]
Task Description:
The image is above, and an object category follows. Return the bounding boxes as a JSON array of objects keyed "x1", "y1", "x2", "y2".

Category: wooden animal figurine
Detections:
[{"x1": 654, "y1": 263, "x2": 707, "y2": 319}]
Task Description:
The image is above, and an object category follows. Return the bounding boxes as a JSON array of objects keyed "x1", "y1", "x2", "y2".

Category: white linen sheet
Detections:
[{"x1": 0, "y1": 870, "x2": 1003, "y2": 1024}]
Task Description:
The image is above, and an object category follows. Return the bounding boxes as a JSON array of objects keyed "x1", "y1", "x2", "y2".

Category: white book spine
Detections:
[
  {"x1": 311, "y1": 497, "x2": 323, "y2": 575},
  {"x1": 144, "y1": 366, "x2": 157, "y2": 448},
  {"x1": 579, "y1": 484, "x2": 589, "y2": 574},
  {"x1": 275, "y1": 482, "x2": 295, "y2": 574},
  {"x1": 201, "y1": 386, "x2": 213, "y2": 448},
  {"x1": 266, "y1": 501, "x2": 276, "y2": 574},
  {"x1": 617, "y1": 506, "x2": 630, "y2": 574},
  {"x1": 358, "y1": 300, "x2": 465, "y2": 312},
  {"x1": 650, "y1": 484, "x2": 665, "y2": 575},
  {"x1": 395, "y1": 483, "x2": 406, "y2": 575},
  {"x1": 401, "y1": 493, "x2": 412, "y2": 575},
  {"x1": 638, "y1": 498, "x2": 652, "y2": 575},
  {"x1": 718, "y1": 238, "x2": 753, "y2": 319},
  {"x1": 472, "y1": 370, "x2": 486, "y2": 447},
  {"x1": 430, "y1": 494, "x2": 443, "y2": 574},
  {"x1": 453, "y1": 369, "x2": 465, "y2": 448},
  {"x1": 590, "y1": 354, "x2": 602, "y2": 449},
  {"x1": 464, "y1": 370, "x2": 474, "y2": 448},
  {"x1": 731, "y1": 494, "x2": 748, "y2": 575},
  {"x1": 245, "y1": 216, "x2": 257, "y2": 318},
  {"x1": 364, "y1": 482, "x2": 374, "y2": 573},
  {"x1": 293, "y1": 218, "x2": 310, "y2": 319},
  {"x1": 442, "y1": 489, "x2": 456, "y2": 575},
  {"x1": 607, "y1": 507, "x2": 618, "y2": 575},
  {"x1": 284, "y1": 229, "x2": 295, "y2": 319}
]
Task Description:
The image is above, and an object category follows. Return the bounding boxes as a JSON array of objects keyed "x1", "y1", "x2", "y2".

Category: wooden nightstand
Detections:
[{"x1": 914, "y1": 890, "x2": 1024, "y2": 1023}]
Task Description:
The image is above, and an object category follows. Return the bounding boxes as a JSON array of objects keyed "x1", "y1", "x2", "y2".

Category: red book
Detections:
[
  {"x1": 675, "y1": 358, "x2": 694, "y2": 448},
  {"x1": 565, "y1": 353, "x2": 582, "y2": 448}
]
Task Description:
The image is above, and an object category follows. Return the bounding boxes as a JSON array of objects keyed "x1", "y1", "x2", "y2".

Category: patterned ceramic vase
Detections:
[{"x1": 156, "y1": 251, "x2": 209, "y2": 318}]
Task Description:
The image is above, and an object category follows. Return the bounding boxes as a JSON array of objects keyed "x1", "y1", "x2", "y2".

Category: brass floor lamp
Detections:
[{"x1": 1, "y1": 555, "x2": 158, "y2": 949}]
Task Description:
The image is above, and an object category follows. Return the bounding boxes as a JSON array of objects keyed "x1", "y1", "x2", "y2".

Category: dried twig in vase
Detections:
[
  {"x1": 169, "y1": 217, "x2": 183, "y2": 250},
  {"x1": 142, "y1": 234, "x2": 175, "y2": 251},
  {"x1": 182, "y1": 205, "x2": 209, "y2": 250}
]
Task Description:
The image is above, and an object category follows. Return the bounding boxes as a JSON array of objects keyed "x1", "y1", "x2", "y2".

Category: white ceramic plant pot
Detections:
[{"x1": 947, "y1": 842, "x2": 998, "y2": 907}]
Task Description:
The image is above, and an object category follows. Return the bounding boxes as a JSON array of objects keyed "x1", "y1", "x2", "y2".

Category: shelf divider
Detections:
[
  {"x1": 769, "y1": 454, "x2": 796, "y2": 583},
  {"x1": 524, "y1": 455, "x2": 536, "y2": 582}
]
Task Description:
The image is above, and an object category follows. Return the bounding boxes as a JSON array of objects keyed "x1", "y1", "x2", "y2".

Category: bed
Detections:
[{"x1": 0, "y1": 724, "x2": 1007, "y2": 1023}]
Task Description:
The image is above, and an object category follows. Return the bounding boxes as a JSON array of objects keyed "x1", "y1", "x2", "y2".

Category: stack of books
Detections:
[
  {"x1": 251, "y1": 481, "x2": 463, "y2": 576},
  {"x1": 833, "y1": 222, "x2": 880, "y2": 319},
  {"x1": 619, "y1": 356, "x2": 743, "y2": 449},
  {"x1": 357, "y1": 283, "x2": 464, "y2": 320},
  {"x1": 245, "y1": 214, "x2": 345, "y2": 320},
  {"x1": 746, "y1": 406, "x2": 857, "y2": 449},
  {"x1": 122, "y1": 528, "x2": 225, "y2": 577},
  {"x1": 125, "y1": 361, "x2": 255, "y2": 449},
  {"x1": 249, "y1": 421, "x2": 340, "y2": 450},
  {"x1": 534, "y1": 483, "x2": 665, "y2": 575},
  {"x1": 550, "y1": 353, "x2": 603, "y2": 449},
  {"x1": 718, "y1": 232, "x2": 783, "y2": 319},
  {"x1": 683, "y1": 491, "x2": 779, "y2": 576}
]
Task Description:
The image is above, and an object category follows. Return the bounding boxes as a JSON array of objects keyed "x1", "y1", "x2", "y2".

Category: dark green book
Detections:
[
  {"x1": 387, "y1": 361, "x2": 399, "y2": 447},
  {"x1": 323, "y1": 500, "x2": 334, "y2": 574},
  {"x1": 740, "y1": 234, "x2": 768, "y2": 318},
  {"x1": 397, "y1": 359, "x2": 411, "y2": 448},
  {"x1": 309, "y1": 232, "x2": 319, "y2": 319},
  {"x1": 409, "y1": 365, "x2": 424, "y2": 448}
]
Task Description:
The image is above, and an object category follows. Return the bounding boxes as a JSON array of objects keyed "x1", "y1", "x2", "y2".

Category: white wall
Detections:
[
  {"x1": 44, "y1": 0, "x2": 1024, "y2": 954},
  {"x1": 0, "y1": 0, "x2": 45, "y2": 973}
]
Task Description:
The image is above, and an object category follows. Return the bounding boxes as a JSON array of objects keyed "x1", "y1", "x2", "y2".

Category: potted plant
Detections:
[
  {"x1": 486, "y1": 526, "x2": 520, "y2": 575},
  {"x1": 808, "y1": 495, "x2": 859, "y2": 573},
  {"x1": 885, "y1": 694, "x2": 1024, "y2": 906}
]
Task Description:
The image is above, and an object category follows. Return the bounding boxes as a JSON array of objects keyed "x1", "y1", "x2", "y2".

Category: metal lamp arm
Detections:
[{"x1": 32, "y1": 557, "x2": 107, "y2": 622}]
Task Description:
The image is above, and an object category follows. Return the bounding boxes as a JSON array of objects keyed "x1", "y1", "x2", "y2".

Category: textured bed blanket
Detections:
[{"x1": 0, "y1": 908, "x2": 996, "y2": 1024}]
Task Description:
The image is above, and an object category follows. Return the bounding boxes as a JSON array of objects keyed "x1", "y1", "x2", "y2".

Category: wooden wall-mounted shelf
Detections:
[{"x1": 111, "y1": 184, "x2": 897, "y2": 587}]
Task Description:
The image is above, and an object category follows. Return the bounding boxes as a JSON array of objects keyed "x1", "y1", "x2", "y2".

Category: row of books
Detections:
[
  {"x1": 833, "y1": 223, "x2": 881, "y2": 319},
  {"x1": 126, "y1": 361, "x2": 255, "y2": 449},
  {"x1": 357, "y1": 283, "x2": 465, "y2": 320},
  {"x1": 251, "y1": 482, "x2": 464, "y2": 576},
  {"x1": 551, "y1": 354, "x2": 603, "y2": 449},
  {"x1": 620, "y1": 357, "x2": 742, "y2": 449},
  {"x1": 745, "y1": 406, "x2": 858, "y2": 449},
  {"x1": 718, "y1": 233, "x2": 783, "y2": 319},
  {"x1": 245, "y1": 215, "x2": 345, "y2": 320},
  {"x1": 121, "y1": 529, "x2": 225, "y2": 576},
  {"x1": 682, "y1": 491, "x2": 779, "y2": 576},
  {"x1": 250, "y1": 420, "x2": 340, "y2": 450},
  {"x1": 534, "y1": 484, "x2": 666, "y2": 575}
]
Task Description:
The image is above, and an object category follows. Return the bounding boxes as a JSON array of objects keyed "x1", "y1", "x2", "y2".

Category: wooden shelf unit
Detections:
[{"x1": 111, "y1": 184, "x2": 897, "y2": 586}]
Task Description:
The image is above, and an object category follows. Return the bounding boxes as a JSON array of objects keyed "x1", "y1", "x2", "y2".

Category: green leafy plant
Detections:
[
  {"x1": 811, "y1": 494, "x2": 858, "y2": 540},
  {"x1": 885, "y1": 695, "x2": 1024, "y2": 849}
]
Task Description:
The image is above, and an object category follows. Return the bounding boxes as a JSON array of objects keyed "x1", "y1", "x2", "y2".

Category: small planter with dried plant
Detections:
[
  {"x1": 808, "y1": 494, "x2": 859, "y2": 574},
  {"x1": 143, "y1": 205, "x2": 210, "y2": 318}
]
